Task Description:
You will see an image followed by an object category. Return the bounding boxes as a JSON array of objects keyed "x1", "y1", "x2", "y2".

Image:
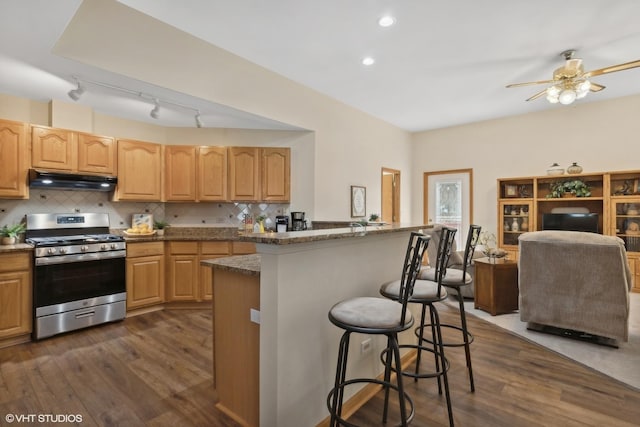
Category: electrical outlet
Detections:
[{"x1": 361, "y1": 338, "x2": 372, "y2": 354}]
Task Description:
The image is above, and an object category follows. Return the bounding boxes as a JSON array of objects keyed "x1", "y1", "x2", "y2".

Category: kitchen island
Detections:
[{"x1": 203, "y1": 223, "x2": 429, "y2": 427}]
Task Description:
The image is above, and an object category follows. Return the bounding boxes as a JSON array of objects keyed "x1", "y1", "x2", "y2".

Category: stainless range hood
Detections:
[{"x1": 29, "y1": 169, "x2": 117, "y2": 191}]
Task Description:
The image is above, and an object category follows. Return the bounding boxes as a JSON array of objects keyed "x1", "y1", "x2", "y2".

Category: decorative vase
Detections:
[
  {"x1": 156, "y1": 229, "x2": 165, "y2": 236},
  {"x1": 511, "y1": 217, "x2": 520, "y2": 232},
  {"x1": 1, "y1": 236, "x2": 16, "y2": 245},
  {"x1": 567, "y1": 162, "x2": 583, "y2": 174},
  {"x1": 547, "y1": 163, "x2": 564, "y2": 176},
  {"x1": 521, "y1": 217, "x2": 529, "y2": 231}
]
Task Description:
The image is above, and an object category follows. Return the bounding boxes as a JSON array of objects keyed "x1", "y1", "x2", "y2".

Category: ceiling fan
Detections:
[{"x1": 506, "y1": 49, "x2": 640, "y2": 105}]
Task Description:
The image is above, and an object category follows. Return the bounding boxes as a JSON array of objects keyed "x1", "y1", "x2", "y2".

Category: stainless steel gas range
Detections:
[{"x1": 25, "y1": 213, "x2": 126, "y2": 339}]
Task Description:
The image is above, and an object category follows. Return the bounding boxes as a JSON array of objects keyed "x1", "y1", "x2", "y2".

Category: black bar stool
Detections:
[
  {"x1": 327, "y1": 232, "x2": 430, "y2": 426},
  {"x1": 379, "y1": 226, "x2": 457, "y2": 427},
  {"x1": 419, "y1": 224, "x2": 481, "y2": 392}
]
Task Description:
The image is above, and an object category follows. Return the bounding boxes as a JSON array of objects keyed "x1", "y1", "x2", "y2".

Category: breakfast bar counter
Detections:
[{"x1": 205, "y1": 223, "x2": 429, "y2": 427}]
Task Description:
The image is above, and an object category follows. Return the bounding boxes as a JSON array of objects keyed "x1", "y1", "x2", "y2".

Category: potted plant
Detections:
[
  {"x1": 255, "y1": 215, "x2": 266, "y2": 233},
  {"x1": 368, "y1": 213, "x2": 380, "y2": 223},
  {"x1": 1, "y1": 222, "x2": 26, "y2": 245},
  {"x1": 547, "y1": 179, "x2": 591, "y2": 198},
  {"x1": 153, "y1": 219, "x2": 170, "y2": 236}
]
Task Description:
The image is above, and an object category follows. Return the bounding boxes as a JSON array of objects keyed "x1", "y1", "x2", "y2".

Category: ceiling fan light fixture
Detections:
[
  {"x1": 558, "y1": 89, "x2": 577, "y2": 105},
  {"x1": 546, "y1": 86, "x2": 560, "y2": 103},
  {"x1": 362, "y1": 56, "x2": 375, "y2": 66}
]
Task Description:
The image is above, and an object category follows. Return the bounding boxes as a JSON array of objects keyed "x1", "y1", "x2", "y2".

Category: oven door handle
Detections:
[
  {"x1": 75, "y1": 310, "x2": 96, "y2": 319},
  {"x1": 34, "y1": 250, "x2": 126, "y2": 266}
]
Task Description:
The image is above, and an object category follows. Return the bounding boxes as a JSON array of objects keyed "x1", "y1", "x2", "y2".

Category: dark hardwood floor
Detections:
[{"x1": 1, "y1": 306, "x2": 638, "y2": 426}]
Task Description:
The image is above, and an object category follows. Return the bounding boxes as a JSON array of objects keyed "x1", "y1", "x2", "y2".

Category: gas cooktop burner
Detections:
[{"x1": 27, "y1": 234, "x2": 124, "y2": 247}]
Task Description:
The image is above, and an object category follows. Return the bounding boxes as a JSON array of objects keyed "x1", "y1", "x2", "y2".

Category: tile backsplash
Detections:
[{"x1": 0, "y1": 189, "x2": 289, "y2": 230}]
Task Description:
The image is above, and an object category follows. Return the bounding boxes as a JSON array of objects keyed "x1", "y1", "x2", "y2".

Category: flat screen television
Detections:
[{"x1": 542, "y1": 213, "x2": 599, "y2": 233}]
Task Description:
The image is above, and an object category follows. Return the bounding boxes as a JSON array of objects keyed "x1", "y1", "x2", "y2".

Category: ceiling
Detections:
[{"x1": 2, "y1": 0, "x2": 640, "y2": 132}]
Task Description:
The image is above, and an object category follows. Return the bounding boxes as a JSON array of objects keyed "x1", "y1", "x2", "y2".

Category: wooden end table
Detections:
[{"x1": 474, "y1": 257, "x2": 519, "y2": 315}]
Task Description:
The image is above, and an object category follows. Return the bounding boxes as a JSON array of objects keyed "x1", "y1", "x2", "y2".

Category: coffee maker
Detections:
[
  {"x1": 291, "y1": 212, "x2": 306, "y2": 231},
  {"x1": 275, "y1": 215, "x2": 289, "y2": 232}
]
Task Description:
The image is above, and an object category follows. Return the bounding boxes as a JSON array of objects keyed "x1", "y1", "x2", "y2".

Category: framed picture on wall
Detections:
[
  {"x1": 351, "y1": 185, "x2": 366, "y2": 217},
  {"x1": 504, "y1": 184, "x2": 518, "y2": 198}
]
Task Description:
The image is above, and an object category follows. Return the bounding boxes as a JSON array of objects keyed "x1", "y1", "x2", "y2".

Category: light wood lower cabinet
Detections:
[
  {"x1": 126, "y1": 242, "x2": 165, "y2": 310},
  {"x1": 627, "y1": 255, "x2": 640, "y2": 293},
  {"x1": 0, "y1": 252, "x2": 32, "y2": 340}
]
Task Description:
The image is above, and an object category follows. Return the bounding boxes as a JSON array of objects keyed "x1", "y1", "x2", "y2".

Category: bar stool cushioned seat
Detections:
[{"x1": 330, "y1": 297, "x2": 413, "y2": 329}]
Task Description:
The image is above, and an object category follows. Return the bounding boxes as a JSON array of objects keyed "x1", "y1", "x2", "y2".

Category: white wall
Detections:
[
  {"x1": 54, "y1": 0, "x2": 414, "y2": 223},
  {"x1": 411, "y1": 94, "x2": 640, "y2": 236}
]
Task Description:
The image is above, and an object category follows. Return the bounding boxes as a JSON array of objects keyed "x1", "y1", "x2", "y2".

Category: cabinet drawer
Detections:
[
  {"x1": 168, "y1": 241, "x2": 199, "y2": 255},
  {"x1": 201, "y1": 241, "x2": 231, "y2": 255},
  {"x1": 231, "y1": 241, "x2": 256, "y2": 255},
  {"x1": 127, "y1": 241, "x2": 164, "y2": 257},
  {"x1": 0, "y1": 253, "x2": 31, "y2": 273}
]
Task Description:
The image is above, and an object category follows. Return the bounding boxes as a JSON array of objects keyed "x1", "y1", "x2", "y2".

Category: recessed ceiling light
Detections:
[
  {"x1": 362, "y1": 57, "x2": 375, "y2": 66},
  {"x1": 378, "y1": 16, "x2": 396, "y2": 27}
]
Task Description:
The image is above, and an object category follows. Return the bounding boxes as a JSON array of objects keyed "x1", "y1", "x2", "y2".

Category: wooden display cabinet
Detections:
[{"x1": 498, "y1": 201, "x2": 534, "y2": 249}]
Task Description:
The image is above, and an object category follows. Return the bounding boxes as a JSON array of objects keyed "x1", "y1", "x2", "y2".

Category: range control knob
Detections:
[
  {"x1": 110, "y1": 243, "x2": 118, "y2": 250},
  {"x1": 47, "y1": 248, "x2": 56, "y2": 255},
  {"x1": 59, "y1": 248, "x2": 67, "y2": 254},
  {"x1": 100, "y1": 244, "x2": 108, "y2": 250},
  {"x1": 81, "y1": 245, "x2": 89, "y2": 252}
]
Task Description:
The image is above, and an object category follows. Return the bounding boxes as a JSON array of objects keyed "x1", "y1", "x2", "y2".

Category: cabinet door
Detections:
[
  {"x1": 198, "y1": 146, "x2": 228, "y2": 201},
  {"x1": 630, "y1": 257, "x2": 640, "y2": 293},
  {"x1": 499, "y1": 201, "x2": 534, "y2": 248},
  {"x1": 167, "y1": 255, "x2": 199, "y2": 301},
  {"x1": 200, "y1": 241, "x2": 231, "y2": 301},
  {"x1": 165, "y1": 145, "x2": 197, "y2": 201},
  {"x1": 261, "y1": 147, "x2": 290, "y2": 201},
  {"x1": 228, "y1": 147, "x2": 260, "y2": 201},
  {"x1": 77, "y1": 132, "x2": 116, "y2": 175},
  {"x1": 0, "y1": 119, "x2": 28, "y2": 199},
  {"x1": 116, "y1": 139, "x2": 163, "y2": 201},
  {"x1": 0, "y1": 272, "x2": 31, "y2": 339},
  {"x1": 31, "y1": 125, "x2": 76, "y2": 171},
  {"x1": 126, "y1": 255, "x2": 165, "y2": 309}
]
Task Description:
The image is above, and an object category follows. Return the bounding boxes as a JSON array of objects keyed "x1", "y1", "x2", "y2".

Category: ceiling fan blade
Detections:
[
  {"x1": 584, "y1": 59, "x2": 640, "y2": 78},
  {"x1": 506, "y1": 79, "x2": 556, "y2": 88},
  {"x1": 526, "y1": 89, "x2": 548, "y2": 102},
  {"x1": 589, "y1": 82, "x2": 606, "y2": 92}
]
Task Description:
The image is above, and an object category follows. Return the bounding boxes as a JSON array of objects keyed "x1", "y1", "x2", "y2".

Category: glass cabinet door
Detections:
[
  {"x1": 611, "y1": 199, "x2": 640, "y2": 253},
  {"x1": 499, "y1": 201, "x2": 534, "y2": 248}
]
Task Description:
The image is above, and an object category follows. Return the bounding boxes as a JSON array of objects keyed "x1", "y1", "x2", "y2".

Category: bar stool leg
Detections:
[
  {"x1": 456, "y1": 291, "x2": 475, "y2": 392},
  {"x1": 330, "y1": 332, "x2": 350, "y2": 427},
  {"x1": 432, "y1": 307, "x2": 454, "y2": 427},
  {"x1": 390, "y1": 334, "x2": 409, "y2": 426},
  {"x1": 414, "y1": 304, "x2": 428, "y2": 382}
]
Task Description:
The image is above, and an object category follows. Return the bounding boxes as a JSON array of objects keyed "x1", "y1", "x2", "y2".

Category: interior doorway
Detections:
[{"x1": 381, "y1": 168, "x2": 400, "y2": 223}]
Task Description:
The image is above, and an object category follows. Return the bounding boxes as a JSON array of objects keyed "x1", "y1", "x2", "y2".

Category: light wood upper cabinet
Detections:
[
  {"x1": 165, "y1": 145, "x2": 197, "y2": 201},
  {"x1": 229, "y1": 147, "x2": 260, "y2": 201},
  {"x1": 115, "y1": 139, "x2": 163, "y2": 201},
  {"x1": 31, "y1": 125, "x2": 116, "y2": 176},
  {"x1": 77, "y1": 132, "x2": 116, "y2": 175},
  {"x1": 198, "y1": 146, "x2": 228, "y2": 201},
  {"x1": 0, "y1": 119, "x2": 28, "y2": 199},
  {"x1": 0, "y1": 252, "x2": 32, "y2": 340},
  {"x1": 31, "y1": 125, "x2": 76, "y2": 171},
  {"x1": 261, "y1": 147, "x2": 290, "y2": 202}
]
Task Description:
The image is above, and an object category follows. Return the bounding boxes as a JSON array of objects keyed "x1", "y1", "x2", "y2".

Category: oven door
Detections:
[{"x1": 33, "y1": 256, "x2": 126, "y2": 309}]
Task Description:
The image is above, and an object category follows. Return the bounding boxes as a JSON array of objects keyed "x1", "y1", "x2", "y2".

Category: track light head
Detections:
[
  {"x1": 150, "y1": 100, "x2": 160, "y2": 119},
  {"x1": 68, "y1": 80, "x2": 84, "y2": 101},
  {"x1": 195, "y1": 112, "x2": 203, "y2": 128}
]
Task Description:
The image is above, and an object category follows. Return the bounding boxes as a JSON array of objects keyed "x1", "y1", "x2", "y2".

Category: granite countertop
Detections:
[
  {"x1": 238, "y1": 223, "x2": 430, "y2": 245},
  {"x1": 114, "y1": 225, "x2": 241, "y2": 242},
  {"x1": 201, "y1": 254, "x2": 261, "y2": 276}
]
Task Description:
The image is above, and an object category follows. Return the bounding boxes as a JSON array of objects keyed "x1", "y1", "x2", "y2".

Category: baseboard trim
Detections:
[
  {"x1": 315, "y1": 348, "x2": 417, "y2": 427},
  {"x1": 0, "y1": 333, "x2": 31, "y2": 349}
]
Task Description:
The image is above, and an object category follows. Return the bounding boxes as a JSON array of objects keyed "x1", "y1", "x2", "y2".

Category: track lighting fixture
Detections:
[
  {"x1": 67, "y1": 79, "x2": 84, "y2": 101},
  {"x1": 67, "y1": 76, "x2": 205, "y2": 127},
  {"x1": 150, "y1": 99, "x2": 160, "y2": 119}
]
